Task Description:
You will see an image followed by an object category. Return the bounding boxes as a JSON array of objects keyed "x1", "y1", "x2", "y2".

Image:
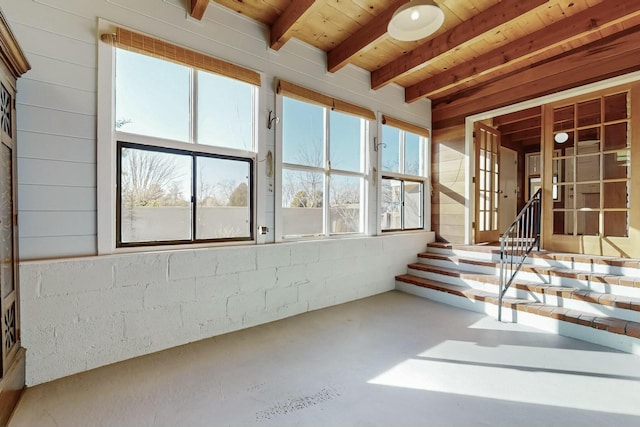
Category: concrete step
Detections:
[{"x1": 396, "y1": 274, "x2": 640, "y2": 356}]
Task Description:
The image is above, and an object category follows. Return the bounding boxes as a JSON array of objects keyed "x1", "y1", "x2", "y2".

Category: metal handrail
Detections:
[{"x1": 498, "y1": 188, "x2": 542, "y2": 321}]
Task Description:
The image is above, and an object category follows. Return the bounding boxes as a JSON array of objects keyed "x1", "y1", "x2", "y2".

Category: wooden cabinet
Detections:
[{"x1": 0, "y1": 8, "x2": 29, "y2": 426}]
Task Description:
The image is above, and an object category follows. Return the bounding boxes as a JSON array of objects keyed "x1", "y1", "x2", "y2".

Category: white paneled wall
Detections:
[
  {"x1": 21, "y1": 233, "x2": 433, "y2": 385},
  {"x1": 3, "y1": 0, "x2": 434, "y2": 385}
]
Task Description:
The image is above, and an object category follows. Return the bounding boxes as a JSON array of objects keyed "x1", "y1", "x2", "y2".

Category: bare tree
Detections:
[{"x1": 121, "y1": 148, "x2": 182, "y2": 207}]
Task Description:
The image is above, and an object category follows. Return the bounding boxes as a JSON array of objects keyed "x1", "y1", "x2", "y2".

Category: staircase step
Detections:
[
  {"x1": 406, "y1": 263, "x2": 640, "y2": 322},
  {"x1": 416, "y1": 253, "x2": 640, "y2": 298},
  {"x1": 396, "y1": 274, "x2": 640, "y2": 355},
  {"x1": 427, "y1": 242, "x2": 640, "y2": 277}
]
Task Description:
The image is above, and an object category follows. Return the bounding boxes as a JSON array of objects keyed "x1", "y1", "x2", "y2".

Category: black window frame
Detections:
[
  {"x1": 380, "y1": 176, "x2": 424, "y2": 232},
  {"x1": 116, "y1": 141, "x2": 254, "y2": 247}
]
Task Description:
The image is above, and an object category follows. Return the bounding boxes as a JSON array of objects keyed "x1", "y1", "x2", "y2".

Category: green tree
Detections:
[{"x1": 228, "y1": 182, "x2": 248, "y2": 206}]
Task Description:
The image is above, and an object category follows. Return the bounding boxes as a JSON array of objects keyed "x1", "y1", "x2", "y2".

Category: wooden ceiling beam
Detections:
[
  {"x1": 492, "y1": 107, "x2": 541, "y2": 127},
  {"x1": 498, "y1": 117, "x2": 542, "y2": 136},
  {"x1": 370, "y1": 0, "x2": 548, "y2": 90},
  {"x1": 327, "y1": 0, "x2": 406, "y2": 73},
  {"x1": 270, "y1": 0, "x2": 318, "y2": 51},
  {"x1": 406, "y1": 0, "x2": 640, "y2": 102},
  {"x1": 432, "y1": 26, "x2": 640, "y2": 129},
  {"x1": 189, "y1": 0, "x2": 209, "y2": 20}
]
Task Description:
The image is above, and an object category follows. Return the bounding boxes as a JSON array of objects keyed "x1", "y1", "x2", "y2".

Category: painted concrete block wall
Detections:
[{"x1": 20, "y1": 232, "x2": 433, "y2": 385}]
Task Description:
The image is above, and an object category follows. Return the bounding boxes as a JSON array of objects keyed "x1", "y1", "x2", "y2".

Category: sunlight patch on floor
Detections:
[{"x1": 368, "y1": 339, "x2": 640, "y2": 416}]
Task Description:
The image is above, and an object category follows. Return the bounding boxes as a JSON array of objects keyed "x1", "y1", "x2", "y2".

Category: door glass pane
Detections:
[
  {"x1": 603, "y1": 151, "x2": 629, "y2": 180},
  {"x1": 604, "y1": 211, "x2": 628, "y2": 237},
  {"x1": 554, "y1": 159, "x2": 569, "y2": 183},
  {"x1": 381, "y1": 178, "x2": 401, "y2": 230},
  {"x1": 282, "y1": 168, "x2": 323, "y2": 236},
  {"x1": 120, "y1": 147, "x2": 192, "y2": 243},
  {"x1": 329, "y1": 174, "x2": 361, "y2": 234},
  {"x1": 603, "y1": 182, "x2": 629, "y2": 209},
  {"x1": 0, "y1": 144, "x2": 13, "y2": 297},
  {"x1": 197, "y1": 71, "x2": 253, "y2": 151},
  {"x1": 604, "y1": 92, "x2": 628, "y2": 122},
  {"x1": 604, "y1": 123, "x2": 628, "y2": 150},
  {"x1": 404, "y1": 181, "x2": 423, "y2": 229},
  {"x1": 282, "y1": 98, "x2": 324, "y2": 167},
  {"x1": 330, "y1": 111, "x2": 362, "y2": 173},
  {"x1": 196, "y1": 157, "x2": 251, "y2": 239},
  {"x1": 115, "y1": 49, "x2": 190, "y2": 142},
  {"x1": 381, "y1": 125, "x2": 400, "y2": 173},
  {"x1": 577, "y1": 99, "x2": 601, "y2": 127}
]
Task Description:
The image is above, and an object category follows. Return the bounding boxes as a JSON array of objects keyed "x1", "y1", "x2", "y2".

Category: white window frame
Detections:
[
  {"x1": 377, "y1": 116, "x2": 431, "y2": 234},
  {"x1": 274, "y1": 94, "x2": 371, "y2": 241},
  {"x1": 97, "y1": 21, "x2": 261, "y2": 254}
]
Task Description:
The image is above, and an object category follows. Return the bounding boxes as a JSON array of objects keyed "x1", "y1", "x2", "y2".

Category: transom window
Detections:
[
  {"x1": 112, "y1": 42, "x2": 257, "y2": 246},
  {"x1": 280, "y1": 93, "x2": 369, "y2": 238},
  {"x1": 380, "y1": 117, "x2": 428, "y2": 231}
]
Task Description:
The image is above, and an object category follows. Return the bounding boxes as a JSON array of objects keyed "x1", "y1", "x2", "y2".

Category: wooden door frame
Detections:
[{"x1": 473, "y1": 122, "x2": 501, "y2": 243}]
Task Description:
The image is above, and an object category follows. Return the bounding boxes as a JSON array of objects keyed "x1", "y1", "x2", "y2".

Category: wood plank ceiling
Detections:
[{"x1": 191, "y1": 0, "x2": 640, "y2": 129}]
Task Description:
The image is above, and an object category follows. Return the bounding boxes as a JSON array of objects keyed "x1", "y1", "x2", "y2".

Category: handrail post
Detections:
[
  {"x1": 498, "y1": 237, "x2": 505, "y2": 321},
  {"x1": 497, "y1": 188, "x2": 541, "y2": 323}
]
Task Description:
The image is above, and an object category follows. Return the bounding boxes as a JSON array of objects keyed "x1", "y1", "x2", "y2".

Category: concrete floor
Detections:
[{"x1": 9, "y1": 291, "x2": 640, "y2": 427}]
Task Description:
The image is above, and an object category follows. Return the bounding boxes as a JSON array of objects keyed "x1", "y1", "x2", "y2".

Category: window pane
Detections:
[
  {"x1": 329, "y1": 110, "x2": 362, "y2": 173},
  {"x1": 329, "y1": 174, "x2": 361, "y2": 234},
  {"x1": 577, "y1": 128, "x2": 600, "y2": 154},
  {"x1": 603, "y1": 151, "x2": 629, "y2": 180},
  {"x1": 120, "y1": 147, "x2": 192, "y2": 243},
  {"x1": 577, "y1": 211, "x2": 599, "y2": 236},
  {"x1": 604, "y1": 211, "x2": 628, "y2": 237},
  {"x1": 576, "y1": 184, "x2": 600, "y2": 209},
  {"x1": 603, "y1": 182, "x2": 629, "y2": 209},
  {"x1": 197, "y1": 71, "x2": 253, "y2": 151},
  {"x1": 577, "y1": 99, "x2": 601, "y2": 127},
  {"x1": 282, "y1": 168, "x2": 323, "y2": 236},
  {"x1": 604, "y1": 123, "x2": 629, "y2": 151},
  {"x1": 283, "y1": 98, "x2": 324, "y2": 167},
  {"x1": 115, "y1": 49, "x2": 190, "y2": 142},
  {"x1": 404, "y1": 133, "x2": 422, "y2": 176},
  {"x1": 576, "y1": 154, "x2": 599, "y2": 182},
  {"x1": 381, "y1": 178, "x2": 401, "y2": 230},
  {"x1": 604, "y1": 92, "x2": 628, "y2": 122},
  {"x1": 381, "y1": 125, "x2": 400, "y2": 173},
  {"x1": 196, "y1": 156, "x2": 251, "y2": 239},
  {"x1": 404, "y1": 181, "x2": 423, "y2": 229}
]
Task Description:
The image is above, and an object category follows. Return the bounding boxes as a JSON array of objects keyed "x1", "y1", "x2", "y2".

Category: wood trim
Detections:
[
  {"x1": 100, "y1": 27, "x2": 261, "y2": 86},
  {"x1": 276, "y1": 79, "x2": 375, "y2": 120},
  {"x1": 189, "y1": 0, "x2": 209, "y2": 20},
  {"x1": 381, "y1": 115, "x2": 429, "y2": 138},
  {"x1": 0, "y1": 348, "x2": 25, "y2": 426},
  {"x1": 370, "y1": 0, "x2": 547, "y2": 90},
  {"x1": 0, "y1": 10, "x2": 30, "y2": 79}
]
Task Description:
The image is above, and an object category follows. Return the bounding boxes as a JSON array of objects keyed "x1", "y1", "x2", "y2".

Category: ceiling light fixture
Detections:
[
  {"x1": 387, "y1": 0, "x2": 445, "y2": 42},
  {"x1": 554, "y1": 132, "x2": 569, "y2": 144}
]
